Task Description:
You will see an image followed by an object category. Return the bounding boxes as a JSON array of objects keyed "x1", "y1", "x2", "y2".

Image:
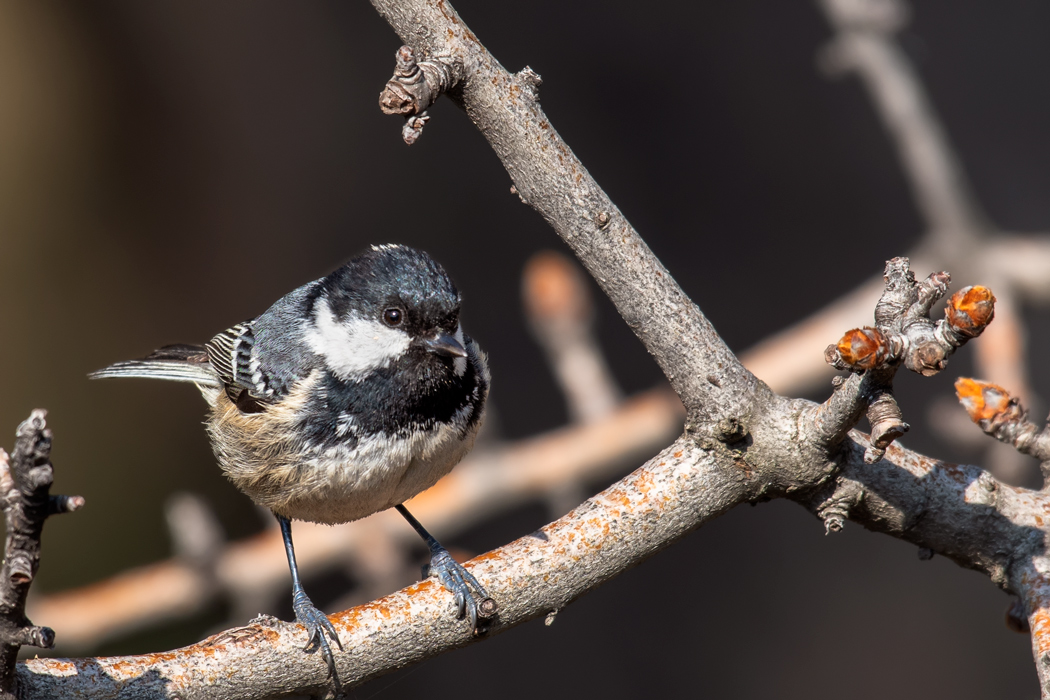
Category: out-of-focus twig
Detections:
[
  {"x1": 523, "y1": 250, "x2": 622, "y2": 423},
  {"x1": 817, "y1": 0, "x2": 988, "y2": 249}
]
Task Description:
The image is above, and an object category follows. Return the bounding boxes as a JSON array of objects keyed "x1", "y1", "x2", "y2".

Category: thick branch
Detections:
[
  {"x1": 20, "y1": 414, "x2": 1050, "y2": 697},
  {"x1": 19, "y1": 437, "x2": 759, "y2": 698}
]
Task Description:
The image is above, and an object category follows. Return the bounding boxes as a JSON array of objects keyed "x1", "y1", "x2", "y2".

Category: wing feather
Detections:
[
  {"x1": 89, "y1": 344, "x2": 222, "y2": 387},
  {"x1": 205, "y1": 321, "x2": 261, "y2": 394}
]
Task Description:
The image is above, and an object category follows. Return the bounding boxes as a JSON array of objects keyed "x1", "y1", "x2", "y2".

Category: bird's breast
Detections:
[{"x1": 204, "y1": 366, "x2": 486, "y2": 524}]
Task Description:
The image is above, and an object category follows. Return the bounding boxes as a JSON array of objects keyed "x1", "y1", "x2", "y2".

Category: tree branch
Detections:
[
  {"x1": 522, "y1": 251, "x2": 622, "y2": 423},
  {"x1": 0, "y1": 411, "x2": 83, "y2": 699},
  {"x1": 20, "y1": 437, "x2": 756, "y2": 699}
]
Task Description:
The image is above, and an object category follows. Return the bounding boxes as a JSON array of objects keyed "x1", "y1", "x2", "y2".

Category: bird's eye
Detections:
[{"x1": 383, "y1": 308, "x2": 403, "y2": 326}]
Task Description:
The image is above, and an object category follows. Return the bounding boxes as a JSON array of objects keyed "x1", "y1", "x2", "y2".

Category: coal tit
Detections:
[{"x1": 92, "y1": 244, "x2": 492, "y2": 679}]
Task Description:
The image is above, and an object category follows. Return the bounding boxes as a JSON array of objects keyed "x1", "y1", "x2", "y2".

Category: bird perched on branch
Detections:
[{"x1": 91, "y1": 244, "x2": 493, "y2": 681}]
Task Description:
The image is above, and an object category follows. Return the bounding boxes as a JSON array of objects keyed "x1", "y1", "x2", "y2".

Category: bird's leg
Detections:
[
  {"x1": 277, "y1": 514, "x2": 343, "y2": 684},
  {"x1": 394, "y1": 504, "x2": 497, "y2": 630}
]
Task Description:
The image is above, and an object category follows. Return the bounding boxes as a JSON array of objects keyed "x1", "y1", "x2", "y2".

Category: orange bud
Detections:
[
  {"x1": 946, "y1": 286, "x2": 995, "y2": 337},
  {"x1": 836, "y1": 327, "x2": 890, "y2": 370},
  {"x1": 954, "y1": 377, "x2": 1016, "y2": 424}
]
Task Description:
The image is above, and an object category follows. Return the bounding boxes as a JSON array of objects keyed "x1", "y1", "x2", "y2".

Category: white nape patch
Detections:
[
  {"x1": 305, "y1": 299, "x2": 411, "y2": 381},
  {"x1": 453, "y1": 324, "x2": 467, "y2": 376}
]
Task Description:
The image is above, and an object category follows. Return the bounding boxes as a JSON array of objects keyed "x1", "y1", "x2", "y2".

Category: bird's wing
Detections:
[
  {"x1": 89, "y1": 344, "x2": 222, "y2": 387},
  {"x1": 204, "y1": 321, "x2": 264, "y2": 395}
]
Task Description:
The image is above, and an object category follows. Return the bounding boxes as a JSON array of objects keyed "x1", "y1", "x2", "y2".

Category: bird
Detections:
[{"x1": 91, "y1": 244, "x2": 494, "y2": 682}]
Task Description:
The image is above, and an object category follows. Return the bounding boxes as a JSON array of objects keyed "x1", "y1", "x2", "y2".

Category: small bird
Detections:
[{"x1": 91, "y1": 244, "x2": 493, "y2": 680}]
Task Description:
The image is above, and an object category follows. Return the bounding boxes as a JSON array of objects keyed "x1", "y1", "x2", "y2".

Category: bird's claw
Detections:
[
  {"x1": 424, "y1": 547, "x2": 497, "y2": 631},
  {"x1": 292, "y1": 588, "x2": 342, "y2": 685}
]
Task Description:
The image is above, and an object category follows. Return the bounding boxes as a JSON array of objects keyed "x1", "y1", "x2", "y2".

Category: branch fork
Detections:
[{"x1": 818, "y1": 257, "x2": 995, "y2": 459}]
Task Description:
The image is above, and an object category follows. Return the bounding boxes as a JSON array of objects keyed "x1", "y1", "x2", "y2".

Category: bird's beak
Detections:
[{"x1": 425, "y1": 333, "x2": 468, "y2": 358}]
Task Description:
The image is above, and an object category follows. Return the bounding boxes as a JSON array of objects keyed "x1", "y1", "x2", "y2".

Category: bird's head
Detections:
[{"x1": 304, "y1": 244, "x2": 469, "y2": 382}]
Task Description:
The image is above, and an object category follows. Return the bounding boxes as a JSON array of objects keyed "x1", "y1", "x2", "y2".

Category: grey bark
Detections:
[{"x1": 0, "y1": 411, "x2": 83, "y2": 699}]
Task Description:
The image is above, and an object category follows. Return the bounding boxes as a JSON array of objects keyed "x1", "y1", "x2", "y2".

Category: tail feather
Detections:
[{"x1": 90, "y1": 344, "x2": 222, "y2": 388}]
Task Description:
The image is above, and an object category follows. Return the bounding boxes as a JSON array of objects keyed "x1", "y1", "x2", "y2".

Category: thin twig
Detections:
[{"x1": 522, "y1": 250, "x2": 621, "y2": 423}]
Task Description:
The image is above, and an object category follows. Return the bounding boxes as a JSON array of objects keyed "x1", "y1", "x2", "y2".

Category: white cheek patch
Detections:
[
  {"x1": 305, "y1": 301, "x2": 411, "y2": 380},
  {"x1": 453, "y1": 324, "x2": 467, "y2": 377}
]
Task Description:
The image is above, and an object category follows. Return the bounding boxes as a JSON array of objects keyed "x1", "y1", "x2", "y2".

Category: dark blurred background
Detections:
[{"x1": 1, "y1": 0, "x2": 1048, "y2": 697}]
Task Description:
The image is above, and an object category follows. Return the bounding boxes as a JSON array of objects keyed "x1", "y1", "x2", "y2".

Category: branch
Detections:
[
  {"x1": 814, "y1": 258, "x2": 992, "y2": 460},
  {"x1": 954, "y1": 379, "x2": 1050, "y2": 487},
  {"x1": 20, "y1": 401, "x2": 1050, "y2": 697},
  {"x1": 0, "y1": 411, "x2": 83, "y2": 699},
  {"x1": 20, "y1": 437, "x2": 756, "y2": 698}
]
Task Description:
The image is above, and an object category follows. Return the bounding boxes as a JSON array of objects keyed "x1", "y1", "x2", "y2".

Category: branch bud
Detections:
[
  {"x1": 945, "y1": 286, "x2": 995, "y2": 338},
  {"x1": 954, "y1": 378, "x2": 1021, "y2": 427},
  {"x1": 828, "y1": 327, "x2": 891, "y2": 370}
]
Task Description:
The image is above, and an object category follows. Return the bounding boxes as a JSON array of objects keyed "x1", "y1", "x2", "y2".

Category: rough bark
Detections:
[{"x1": 0, "y1": 411, "x2": 83, "y2": 698}]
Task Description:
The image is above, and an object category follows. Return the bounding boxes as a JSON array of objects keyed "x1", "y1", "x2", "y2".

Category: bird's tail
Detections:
[{"x1": 89, "y1": 344, "x2": 223, "y2": 388}]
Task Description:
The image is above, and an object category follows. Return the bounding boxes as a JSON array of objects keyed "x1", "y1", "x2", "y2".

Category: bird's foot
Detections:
[
  {"x1": 292, "y1": 588, "x2": 343, "y2": 685},
  {"x1": 424, "y1": 547, "x2": 497, "y2": 632}
]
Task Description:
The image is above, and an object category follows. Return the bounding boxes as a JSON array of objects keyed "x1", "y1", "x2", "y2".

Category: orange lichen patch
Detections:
[
  {"x1": 630, "y1": 470, "x2": 655, "y2": 495},
  {"x1": 835, "y1": 327, "x2": 890, "y2": 370},
  {"x1": 946, "y1": 285, "x2": 996, "y2": 337},
  {"x1": 954, "y1": 377, "x2": 1018, "y2": 424},
  {"x1": 107, "y1": 659, "x2": 147, "y2": 678},
  {"x1": 1030, "y1": 606, "x2": 1050, "y2": 656},
  {"x1": 470, "y1": 548, "x2": 509, "y2": 564},
  {"x1": 46, "y1": 660, "x2": 75, "y2": 675},
  {"x1": 673, "y1": 451, "x2": 683, "y2": 458}
]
